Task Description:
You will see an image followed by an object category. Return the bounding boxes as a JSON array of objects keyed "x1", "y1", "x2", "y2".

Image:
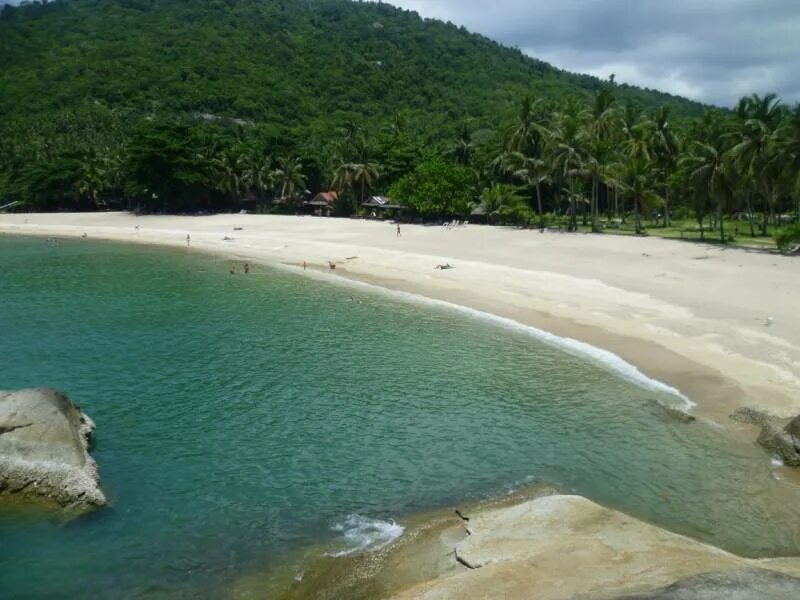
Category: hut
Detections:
[
  {"x1": 305, "y1": 191, "x2": 338, "y2": 216},
  {"x1": 362, "y1": 196, "x2": 402, "y2": 218}
]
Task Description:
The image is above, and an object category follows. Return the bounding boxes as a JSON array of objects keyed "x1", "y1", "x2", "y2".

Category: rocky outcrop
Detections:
[
  {"x1": 611, "y1": 568, "x2": 800, "y2": 599},
  {"x1": 731, "y1": 407, "x2": 800, "y2": 466},
  {"x1": 391, "y1": 495, "x2": 800, "y2": 600},
  {"x1": 0, "y1": 388, "x2": 106, "y2": 510}
]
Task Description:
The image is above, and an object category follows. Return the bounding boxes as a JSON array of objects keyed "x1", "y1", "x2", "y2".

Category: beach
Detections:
[{"x1": 2, "y1": 211, "x2": 799, "y2": 426}]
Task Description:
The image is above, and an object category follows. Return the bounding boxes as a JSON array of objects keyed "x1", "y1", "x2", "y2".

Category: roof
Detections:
[
  {"x1": 311, "y1": 191, "x2": 339, "y2": 204},
  {"x1": 363, "y1": 196, "x2": 399, "y2": 208}
]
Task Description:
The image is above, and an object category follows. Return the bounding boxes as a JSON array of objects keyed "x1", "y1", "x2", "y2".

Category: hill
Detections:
[
  {"x1": 0, "y1": 0, "x2": 705, "y2": 129},
  {"x1": 0, "y1": 0, "x2": 713, "y2": 211}
]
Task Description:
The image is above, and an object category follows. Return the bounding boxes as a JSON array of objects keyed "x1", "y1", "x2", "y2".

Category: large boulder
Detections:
[
  {"x1": 0, "y1": 388, "x2": 106, "y2": 510},
  {"x1": 612, "y1": 568, "x2": 800, "y2": 599},
  {"x1": 731, "y1": 407, "x2": 800, "y2": 467}
]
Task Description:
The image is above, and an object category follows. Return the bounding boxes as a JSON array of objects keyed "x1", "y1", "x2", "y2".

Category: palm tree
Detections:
[
  {"x1": 772, "y1": 104, "x2": 800, "y2": 221},
  {"x1": 271, "y1": 156, "x2": 306, "y2": 203},
  {"x1": 584, "y1": 88, "x2": 618, "y2": 232},
  {"x1": 350, "y1": 161, "x2": 380, "y2": 206},
  {"x1": 551, "y1": 97, "x2": 587, "y2": 231},
  {"x1": 507, "y1": 96, "x2": 547, "y2": 156},
  {"x1": 682, "y1": 141, "x2": 735, "y2": 242},
  {"x1": 479, "y1": 184, "x2": 514, "y2": 224},
  {"x1": 212, "y1": 148, "x2": 245, "y2": 205},
  {"x1": 650, "y1": 106, "x2": 680, "y2": 227},
  {"x1": 452, "y1": 123, "x2": 474, "y2": 166},
  {"x1": 731, "y1": 94, "x2": 783, "y2": 235},
  {"x1": 611, "y1": 157, "x2": 661, "y2": 235},
  {"x1": 504, "y1": 151, "x2": 549, "y2": 230}
]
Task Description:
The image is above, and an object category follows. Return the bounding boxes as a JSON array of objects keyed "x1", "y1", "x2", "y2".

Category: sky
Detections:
[
  {"x1": 385, "y1": 0, "x2": 800, "y2": 107},
  {"x1": 3, "y1": 0, "x2": 798, "y2": 107}
]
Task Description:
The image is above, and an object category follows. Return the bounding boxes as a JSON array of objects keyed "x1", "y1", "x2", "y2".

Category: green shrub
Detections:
[{"x1": 775, "y1": 224, "x2": 800, "y2": 251}]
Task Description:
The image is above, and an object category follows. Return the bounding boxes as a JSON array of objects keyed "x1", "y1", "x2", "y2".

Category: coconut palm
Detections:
[
  {"x1": 610, "y1": 157, "x2": 661, "y2": 235},
  {"x1": 507, "y1": 96, "x2": 548, "y2": 156},
  {"x1": 551, "y1": 97, "x2": 587, "y2": 231},
  {"x1": 682, "y1": 140, "x2": 735, "y2": 242},
  {"x1": 212, "y1": 148, "x2": 246, "y2": 205},
  {"x1": 452, "y1": 123, "x2": 474, "y2": 165},
  {"x1": 350, "y1": 161, "x2": 380, "y2": 206},
  {"x1": 731, "y1": 93, "x2": 783, "y2": 234},
  {"x1": 650, "y1": 106, "x2": 680, "y2": 227},
  {"x1": 271, "y1": 156, "x2": 307, "y2": 203},
  {"x1": 503, "y1": 151, "x2": 549, "y2": 230}
]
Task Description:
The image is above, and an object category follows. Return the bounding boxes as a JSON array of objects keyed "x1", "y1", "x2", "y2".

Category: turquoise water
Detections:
[{"x1": 2, "y1": 236, "x2": 800, "y2": 598}]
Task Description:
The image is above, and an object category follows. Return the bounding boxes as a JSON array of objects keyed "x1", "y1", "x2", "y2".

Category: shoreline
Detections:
[{"x1": 3, "y1": 212, "x2": 799, "y2": 429}]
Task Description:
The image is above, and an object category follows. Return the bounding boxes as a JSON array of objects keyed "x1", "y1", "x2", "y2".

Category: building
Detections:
[{"x1": 305, "y1": 191, "x2": 339, "y2": 216}]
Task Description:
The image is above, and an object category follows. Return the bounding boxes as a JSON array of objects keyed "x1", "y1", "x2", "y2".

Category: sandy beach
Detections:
[{"x1": 3, "y1": 211, "x2": 799, "y2": 426}]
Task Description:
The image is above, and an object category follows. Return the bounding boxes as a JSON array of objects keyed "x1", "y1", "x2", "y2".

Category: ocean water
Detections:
[{"x1": 1, "y1": 236, "x2": 800, "y2": 598}]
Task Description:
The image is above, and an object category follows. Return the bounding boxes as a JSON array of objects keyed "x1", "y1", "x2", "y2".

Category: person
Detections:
[
  {"x1": 396, "y1": 223, "x2": 401, "y2": 237},
  {"x1": 328, "y1": 261, "x2": 336, "y2": 270},
  {"x1": 229, "y1": 264, "x2": 236, "y2": 275},
  {"x1": 186, "y1": 233, "x2": 191, "y2": 247},
  {"x1": 244, "y1": 263, "x2": 250, "y2": 274},
  {"x1": 303, "y1": 261, "x2": 307, "y2": 270}
]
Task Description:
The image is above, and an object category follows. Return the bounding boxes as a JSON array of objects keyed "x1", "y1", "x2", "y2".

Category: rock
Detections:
[
  {"x1": 731, "y1": 407, "x2": 800, "y2": 467},
  {"x1": 391, "y1": 495, "x2": 800, "y2": 600},
  {"x1": 662, "y1": 405, "x2": 697, "y2": 424},
  {"x1": 0, "y1": 388, "x2": 106, "y2": 511},
  {"x1": 612, "y1": 568, "x2": 800, "y2": 599}
]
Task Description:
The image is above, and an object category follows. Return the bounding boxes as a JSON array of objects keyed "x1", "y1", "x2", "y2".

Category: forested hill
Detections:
[{"x1": 0, "y1": 0, "x2": 704, "y2": 131}]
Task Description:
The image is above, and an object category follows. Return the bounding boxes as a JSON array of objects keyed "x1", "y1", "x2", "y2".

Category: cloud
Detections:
[{"x1": 386, "y1": 0, "x2": 800, "y2": 107}]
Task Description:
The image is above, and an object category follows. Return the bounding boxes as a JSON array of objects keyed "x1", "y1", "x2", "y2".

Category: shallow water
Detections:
[{"x1": 1, "y1": 236, "x2": 799, "y2": 598}]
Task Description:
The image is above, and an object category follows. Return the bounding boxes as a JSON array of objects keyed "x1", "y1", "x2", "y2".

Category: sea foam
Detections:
[{"x1": 326, "y1": 515, "x2": 405, "y2": 557}]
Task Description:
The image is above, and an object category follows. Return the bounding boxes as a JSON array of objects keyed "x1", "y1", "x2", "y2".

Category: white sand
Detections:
[{"x1": 3, "y1": 212, "x2": 799, "y2": 422}]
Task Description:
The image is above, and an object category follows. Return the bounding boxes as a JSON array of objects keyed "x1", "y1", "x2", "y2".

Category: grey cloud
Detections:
[{"x1": 387, "y1": 0, "x2": 800, "y2": 107}]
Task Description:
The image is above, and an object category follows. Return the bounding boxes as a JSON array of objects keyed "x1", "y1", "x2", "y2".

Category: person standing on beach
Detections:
[
  {"x1": 303, "y1": 261, "x2": 307, "y2": 270},
  {"x1": 186, "y1": 233, "x2": 191, "y2": 247},
  {"x1": 396, "y1": 223, "x2": 401, "y2": 237}
]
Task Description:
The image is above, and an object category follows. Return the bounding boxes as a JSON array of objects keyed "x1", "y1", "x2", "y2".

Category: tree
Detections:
[
  {"x1": 731, "y1": 94, "x2": 783, "y2": 235},
  {"x1": 611, "y1": 157, "x2": 661, "y2": 235},
  {"x1": 389, "y1": 159, "x2": 475, "y2": 218},
  {"x1": 272, "y1": 156, "x2": 307, "y2": 203},
  {"x1": 551, "y1": 97, "x2": 587, "y2": 231},
  {"x1": 503, "y1": 151, "x2": 549, "y2": 229},
  {"x1": 682, "y1": 141, "x2": 734, "y2": 242},
  {"x1": 211, "y1": 147, "x2": 245, "y2": 205},
  {"x1": 650, "y1": 106, "x2": 680, "y2": 227},
  {"x1": 452, "y1": 123, "x2": 474, "y2": 166}
]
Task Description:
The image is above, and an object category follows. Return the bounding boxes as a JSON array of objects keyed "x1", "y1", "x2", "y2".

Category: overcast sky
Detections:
[
  {"x1": 386, "y1": 0, "x2": 800, "y2": 107},
  {"x1": 3, "y1": 0, "x2": 798, "y2": 107}
]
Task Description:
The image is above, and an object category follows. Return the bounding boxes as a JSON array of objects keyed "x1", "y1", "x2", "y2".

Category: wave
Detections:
[
  {"x1": 308, "y1": 271, "x2": 695, "y2": 409},
  {"x1": 326, "y1": 515, "x2": 405, "y2": 558}
]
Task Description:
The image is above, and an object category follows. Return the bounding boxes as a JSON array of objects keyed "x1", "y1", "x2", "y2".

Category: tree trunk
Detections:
[
  {"x1": 698, "y1": 214, "x2": 705, "y2": 240},
  {"x1": 591, "y1": 175, "x2": 600, "y2": 233},
  {"x1": 719, "y1": 206, "x2": 725, "y2": 243},
  {"x1": 744, "y1": 191, "x2": 756, "y2": 237},
  {"x1": 535, "y1": 183, "x2": 544, "y2": 231},
  {"x1": 634, "y1": 197, "x2": 643, "y2": 234},
  {"x1": 663, "y1": 189, "x2": 670, "y2": 228},
  {"x1": 568, "y1": 178, "x2": 577, "y2": 232}
]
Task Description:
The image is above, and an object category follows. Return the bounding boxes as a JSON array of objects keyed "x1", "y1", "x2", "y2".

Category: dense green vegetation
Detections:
[{"x1": 0, "y1": 0, "x2": 798, "y2": 249}]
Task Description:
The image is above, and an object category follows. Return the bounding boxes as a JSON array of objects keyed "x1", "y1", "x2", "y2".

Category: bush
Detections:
[{"x1": 775, "y1": 224, "x2": 800, "y2": 251}]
